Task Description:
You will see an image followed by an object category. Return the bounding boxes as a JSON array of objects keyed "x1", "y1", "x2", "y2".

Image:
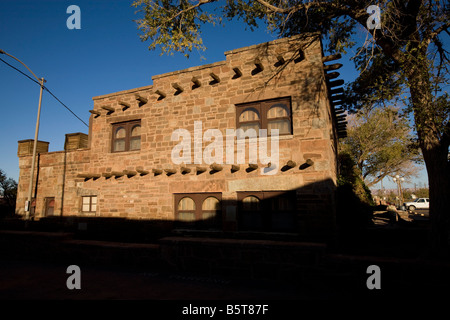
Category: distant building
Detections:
[{"x1": 16, "y1": 33, "x2": 346, "y2": 238}]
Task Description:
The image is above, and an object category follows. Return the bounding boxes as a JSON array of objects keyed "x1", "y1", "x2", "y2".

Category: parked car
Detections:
[{"x1": 404, "y1": 198, "x2": 429, "y2": 211}]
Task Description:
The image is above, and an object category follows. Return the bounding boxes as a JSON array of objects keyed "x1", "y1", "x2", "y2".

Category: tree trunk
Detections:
[
  {"x1": 422, "y1": 147, "x2": 450, "y2": 257},
  {"x1": 407, "y1": 60, "x2": 450, "y2": 258}
]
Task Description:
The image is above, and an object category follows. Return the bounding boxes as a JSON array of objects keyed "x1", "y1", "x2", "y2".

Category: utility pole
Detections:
[
  {"x1": 0, "y1": 49, "x2": 45, "y2": 220},
  {"x1": 26, "y1": 77, "x2": 45, "y2": 219}
]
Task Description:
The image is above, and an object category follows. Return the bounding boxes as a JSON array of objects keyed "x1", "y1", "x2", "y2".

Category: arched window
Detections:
[
  {"x1": 130, "y1": 125, "x2": 141, "y2": 150},
  {"x1": 238, "y1": 108, "x2": 261, "y2": 132},
  {"x1": 202, "y1": 196, "x2": 220, "y2": 220},
  {"x1": 238, "y1": 191, "x2": 296, "y2": 232},
  {"x1": 240, "y1": 195, "x2": 262, "y2": 230},
  {"x1": 114, "y1": 127, "x2": 126, "y2": 152},
  {"x1": 267, "y1": 104, "x2": 291, "y2": 135},
  {"x1": 239, "y1": 108, "x2": 260, "y2": 122},
  {"x1": 236, "y1": 98, "x2": 292, "y2": 136},
  {"x1": 112, "y1": 120, "x2": 141, "y2": 152},
  {"x1": 242, "y1": 196, "x2": 260, "y2": 211},
  {"x1": 115, "y1": 127, "x2": 126, "y2": 138},
  {"x1": 174, "y1": 193, "x2": 222, "y2": 229},
  {"x1": 178, "y1": 197, "x2": 196, "y2": 221}
]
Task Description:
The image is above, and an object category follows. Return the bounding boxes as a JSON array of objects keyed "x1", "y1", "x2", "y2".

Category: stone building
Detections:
[{"x1": 15, "y1": 33, "x2": 346, "y2": 238}]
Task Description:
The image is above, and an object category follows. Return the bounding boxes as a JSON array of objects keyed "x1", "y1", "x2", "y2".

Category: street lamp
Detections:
[
  {"x1": 393, "y1": 177, "x2": 398, "y2": 206},
  {"x1": 393, "y1": 174, "x2": 405, "y2": 209},
  {"x1": 0, "y1": 49, "x2": 45, "y2": 220}
]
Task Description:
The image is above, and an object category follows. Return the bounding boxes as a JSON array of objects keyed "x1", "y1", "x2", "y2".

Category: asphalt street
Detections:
[{"x1": 0, "y1": 258, "x2": 354, "y2": 300}]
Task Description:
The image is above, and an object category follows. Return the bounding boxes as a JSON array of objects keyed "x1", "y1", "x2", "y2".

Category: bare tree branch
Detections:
[
  {"x1": 254, "y1": 0, "x2": 347, "y2": 16},
  {"x1": 167, "y1": 0, "x2": 215, "y2": 24},
  {"x1": 428, "y1": 20, "x2": 450, "y2": 43},
  {"x1": 254, "y1": 0, "x2": 324, "y2": 14}
]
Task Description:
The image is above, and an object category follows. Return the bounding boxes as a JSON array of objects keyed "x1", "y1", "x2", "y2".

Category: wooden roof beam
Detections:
[
  {"x1": 328, "y1": 79, "x2": 345, "y2": 88},
  {"x1": 155, "y1": 90, "x2": 166, "y2": 101},
  {"x1": 275, "y1": 55, "x2": 285, "y2": 67},
  {"x1": 89, "y1": 110, "x2": 101, "y2": 118},
  {"x1": 251, "y1": 58, "x2": 264, "y2": 75},
  {"x1": 322, "y1": 53, "x2": 342, "y2": 63},
  {"x1": 172, "y1": 83, "x2": 184, "y2": 96},
  {"x1": 209, "y1": 73, "x2": 220, "y2": 85},
  {"x1": 232, "y1": 67, "x2": 242, "y2": 79},
  {"x1": 135, "y1": 94, "x2": 148, "y2": 107},
  {"x1": 101, "y1": 106, "x2": 115, "y2": 114},
  {"x1": 191, "y1": 77, "x2": 201, "y2": 89},
  {"x1": 323, "y1": 63, "x2": 343, "y2": 71},
  {"x1": 119, "y1": 101, "x2": 131, "y2": 111}
]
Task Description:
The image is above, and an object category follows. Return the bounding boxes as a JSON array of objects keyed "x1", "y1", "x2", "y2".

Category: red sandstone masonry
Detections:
[{"x1": 16, "y1": 33, "x2": 338, "y2": 236}]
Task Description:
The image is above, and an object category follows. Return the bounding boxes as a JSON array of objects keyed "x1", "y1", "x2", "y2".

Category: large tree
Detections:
[
  {"x1": 340, "y1": 105, "x2": 421, "y2": 188},
  {"x1": 132, "y1": 0, "x2": 450, "y2": 255}
]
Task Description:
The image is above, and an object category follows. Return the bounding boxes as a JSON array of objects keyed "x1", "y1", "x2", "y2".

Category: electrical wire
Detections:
[
  {"x1": 43, "y1": 87, "x2": 89, "y2": 127},
  {"x1": 0, "y1": 57, "x2": 89, "y2": 128},
  {"x1": 0, "y1": 57, "x2": 40, "y2": 85}
]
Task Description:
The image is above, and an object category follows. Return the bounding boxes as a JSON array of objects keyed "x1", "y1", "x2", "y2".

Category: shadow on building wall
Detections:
[{"x1": 5, "y1": 178, "x2": 343, "y2": 244}]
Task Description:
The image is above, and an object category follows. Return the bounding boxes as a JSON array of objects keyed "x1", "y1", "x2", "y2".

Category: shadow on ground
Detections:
[{"x1": 0, "y1": 206, "x2": 448, "y2": 300}]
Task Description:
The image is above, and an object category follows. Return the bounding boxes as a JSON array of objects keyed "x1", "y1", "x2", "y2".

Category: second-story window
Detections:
[
  {"x1": 236, "y1": 97, "x2": 292, "y2": 136},
  {"x1": 111, "y1": 120, "x2": 141, "y2": 152}
]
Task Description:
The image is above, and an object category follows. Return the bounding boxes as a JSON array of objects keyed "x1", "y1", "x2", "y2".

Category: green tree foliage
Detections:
[
  {"x1": 133, "y1": 0, "x2": 221, "y2": 57},
  {"x1": 414, "y1": 187, "x2": 430, "y2": 198},
  {"x1": 403, "y1": 188, "x2": 429, "y2": 201},
  {"x1": 340, "y1": 105, "x2": 422, "y2": 188},
  {"x1": 132, "y1": 0, "x2": 450, "y2": 254},
  {"x1": 0, "y1": 169, "x2": 17, "y2": 217},
  {"x1": 336, "y1": 151, "x2": 374, "y2": 228}
]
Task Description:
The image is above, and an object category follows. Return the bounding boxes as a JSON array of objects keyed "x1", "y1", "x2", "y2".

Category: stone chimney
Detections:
[
  {"x1": 64, "y1": 132, "x2": 88, "y2": 151},
  {"x1": 17, "y1": 139, "x2": 49, "y2": 157}
]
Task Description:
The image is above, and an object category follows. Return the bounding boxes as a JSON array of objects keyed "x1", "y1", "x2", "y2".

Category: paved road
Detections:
[
  {"x1": 0, "y1": 230, "x2": 364, "y2": 301},
  {"x1": 408, "y1": 209, "x2": 429, "y2": 221},
  {"x1": 0, "y1": 258, "x2": 360, "y2": 300},
  {"x1": 1, "y1": 224, "x2": 448, "y2": 303}
]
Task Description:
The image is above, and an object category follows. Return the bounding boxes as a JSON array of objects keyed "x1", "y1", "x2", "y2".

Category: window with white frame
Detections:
[{"x1": 81, "y1": 195, "x2": 97, "y2": 213}]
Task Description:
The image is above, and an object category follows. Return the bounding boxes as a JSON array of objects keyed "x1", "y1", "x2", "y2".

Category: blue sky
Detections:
[{"x1": 0, "y1": 0, "x2": 428, "y2": 190}]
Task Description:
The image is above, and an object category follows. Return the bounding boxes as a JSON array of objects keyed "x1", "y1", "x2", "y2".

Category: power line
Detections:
[
  {"x1": 0, "y1": 57, "x2": 89, "y2": 128},
  {"x1": 44, "y1": 87, "x2": 89, "y2": 127},
  {"x1": 0, "y1": 57, "x2": 40, "y2": 86}
]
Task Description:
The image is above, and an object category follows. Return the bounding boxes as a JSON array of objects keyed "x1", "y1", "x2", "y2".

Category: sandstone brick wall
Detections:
[{"x1": 16, "y1": 33, "x2": 338, "y2": 237}]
